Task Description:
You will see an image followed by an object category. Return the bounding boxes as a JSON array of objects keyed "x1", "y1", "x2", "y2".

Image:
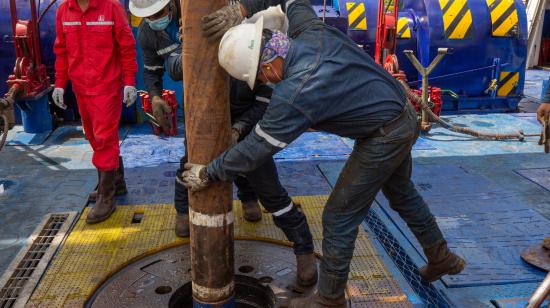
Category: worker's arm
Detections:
[
  {"x1": 113, "y1": 1, "x2": 137, "y2": 87},
  {"x1": 207, "y1": 92, "x2": 313, "y2": 182},
  {"x1": 232, "y1": 86, "x2": 271, "y2": 138},
  {"x1": 138, "y1": 28, "x2": 166, "y2": 98},
  {"x1": 53, "y1": 8, "x2": 69, "y2": 90}
]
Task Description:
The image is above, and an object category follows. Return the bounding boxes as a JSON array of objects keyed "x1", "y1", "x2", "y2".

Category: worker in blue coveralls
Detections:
[
  {"x1": 128, "y1": 0, "x2": 318, "y2": 287},
  {"x1": 181, "y1": 0, "x2": 466, "y2": 306}
]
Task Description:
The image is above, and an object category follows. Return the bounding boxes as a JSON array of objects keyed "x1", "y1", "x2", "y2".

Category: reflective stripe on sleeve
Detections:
[
  {"x1": 255, "y1": 96, "x2": 271, "y2": 104},
  {"x1": 63, "y1": 21, "x2": 81, "y2": 26},
  {"x1": 144, "y1": 65, "x2": 164, "y2": 71},
  {"x1": 157, "y1": 43, "x2": 180, "y2": 56},
  {"x1": 255, "y1": 125, "x2": 287, "y2": 148},
  {"x1": 286, "y1": 0, "x2": 297, "y2": 10},
  {"x1": 272, "y1": 202, "x2": 293, "y2": 217}
]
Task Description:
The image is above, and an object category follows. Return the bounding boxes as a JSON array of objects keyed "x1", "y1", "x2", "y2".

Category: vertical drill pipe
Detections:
[{"x1": 181, "y1": 1, "x2": 234, "y2": 307}]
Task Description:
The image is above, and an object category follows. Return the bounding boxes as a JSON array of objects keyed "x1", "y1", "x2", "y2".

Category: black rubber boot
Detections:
[
  {"x1": 242, "y1": 200, "x2": 262, "y2": 222},
  {"x1": 419, "y1": 241, "x2": 466, "y2": 282},
  {"x1": 89, "y1": 156, "x2": 127, "y2": 202},
  {"x1": 86, "y1": 170, "x2": 117, "y2": 224},
  {"x1": 175, "y1": 213, "x2": 190, "y2": 237},
  {"x1": 296, "y1": 253, "x2": 318, "y2": 287}
]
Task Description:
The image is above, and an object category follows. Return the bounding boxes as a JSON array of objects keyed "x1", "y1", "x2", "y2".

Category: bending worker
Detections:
[
  {"x1": 53, "y1": 0, "x2": 137, "y2": 224},
  {"x1": 129, "y1": 0, "x2": 318, "y2": 287},
  {"x1": 182, "y1": 0, "x2": 466, "y2": 306}
]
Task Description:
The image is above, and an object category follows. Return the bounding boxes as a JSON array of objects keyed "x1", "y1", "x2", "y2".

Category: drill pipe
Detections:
[{"x1": 181, "y1": 0, "x2": 235, "y2": 306}]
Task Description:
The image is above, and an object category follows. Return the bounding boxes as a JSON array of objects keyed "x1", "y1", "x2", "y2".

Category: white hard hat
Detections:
[
  {"x1": 218, "y1": 16, "x2": 264, "y2": 89},
  {"x1": 245, "y1": 5, "x2": 287, "y2": 33},
  {"x1": 129, "y1": 0, "x2": 171, "y2": 18}
]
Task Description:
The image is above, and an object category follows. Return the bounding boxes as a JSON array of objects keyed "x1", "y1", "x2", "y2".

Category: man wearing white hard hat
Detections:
[
  {"x1": 128, "y1": 4, "x2": 318, "y2": 288},
  {"x1": 181, "y1": 0, "x2": 467, "y2": 307}
]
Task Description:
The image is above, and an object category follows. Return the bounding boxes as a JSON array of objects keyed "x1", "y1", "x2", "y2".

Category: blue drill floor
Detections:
[{"x1": 1, "y1": 112, "x2": 549, "y2": 307}]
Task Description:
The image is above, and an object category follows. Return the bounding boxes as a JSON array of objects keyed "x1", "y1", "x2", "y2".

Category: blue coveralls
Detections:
[{"x1": 207, "y1": 0, "x2": 446, "y2": 299}]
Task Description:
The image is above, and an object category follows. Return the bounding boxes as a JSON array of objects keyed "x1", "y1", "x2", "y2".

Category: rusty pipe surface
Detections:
[
  {"x1": 181, "y1": 0, "x2": 234, "y2": 306},
  {"x1": 527, "y1": 272, "x2": 550, "y2": 308}
]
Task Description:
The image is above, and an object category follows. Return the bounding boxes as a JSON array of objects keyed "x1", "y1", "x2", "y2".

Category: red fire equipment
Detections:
[
  {"x1": 410, "y1": 87, "x2": 443, "y2": 116},
  {"x1": 140, "y1": 90, "x2": 178, "y2": 137}
]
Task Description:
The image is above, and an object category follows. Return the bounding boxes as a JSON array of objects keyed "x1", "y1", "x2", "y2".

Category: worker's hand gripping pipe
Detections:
[{"x1": 402, "y1": 48, "x2": 525, "y2": 141}]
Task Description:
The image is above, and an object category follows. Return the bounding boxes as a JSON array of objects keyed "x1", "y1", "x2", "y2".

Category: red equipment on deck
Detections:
[{"x1": 140, "y1": 90, "x2": 178, "y2": 137}]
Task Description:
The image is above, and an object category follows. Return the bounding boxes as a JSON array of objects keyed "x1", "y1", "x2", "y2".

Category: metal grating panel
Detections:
[
  {"x1": 0, "y1": 213, "x2": 75, "y2": 308},
  {"x1": 364, "y1": 208, "x2": 450, "y2": 307}
]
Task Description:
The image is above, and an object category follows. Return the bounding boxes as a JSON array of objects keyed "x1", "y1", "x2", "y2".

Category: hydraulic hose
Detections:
[{"x1": 399, "y1": 80, "x2": 525, "y2": 141}]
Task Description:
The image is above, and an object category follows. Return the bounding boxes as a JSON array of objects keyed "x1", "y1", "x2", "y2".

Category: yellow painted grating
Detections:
[{"x1": 27, "y1": 195, "x2": 411, "y2": 307}]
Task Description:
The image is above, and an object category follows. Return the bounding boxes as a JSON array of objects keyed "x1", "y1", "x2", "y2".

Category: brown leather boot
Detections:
[
  {"x1": 419, "y1": 241, "x2": 466, "y2": 282},
  {"x1": 242, "y1": 200, "x2": 262, "y2": 222},
  {"x1": 86, "y1": 170, "x2": 117, "y2": 224},
  {"x1": 89, "y1": 157, "x2": 128, "y2": 202},
  {"x1": 296, "y1": 253, "x2": 318, "y2": 287},
  {"x1": 288, "y1": 292, "x2": 347, "y2": 308},
  {"x1": 175, "y1": 213, "x2": 190, "y2": 237}
]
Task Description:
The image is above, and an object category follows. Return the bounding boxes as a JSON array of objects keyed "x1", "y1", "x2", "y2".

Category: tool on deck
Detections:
[
  {"x1": 140, "y1": 90, "x2": 178, "y2": 136},
  {"x1": 540, "y1": 116, "x2": 549, "y2": 153}
]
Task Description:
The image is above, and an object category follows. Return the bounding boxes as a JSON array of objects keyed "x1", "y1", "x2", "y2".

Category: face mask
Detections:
[{"x1": 147, "y1": 12, "x2": 171, "y2": 31}]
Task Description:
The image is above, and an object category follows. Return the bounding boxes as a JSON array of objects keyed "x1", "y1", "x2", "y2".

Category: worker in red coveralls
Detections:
[{"x1": 52, "y1": 0, "x2": 138, "y2": 224}]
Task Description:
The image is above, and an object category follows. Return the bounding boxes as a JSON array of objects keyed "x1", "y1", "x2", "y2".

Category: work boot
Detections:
[
  {"x1": 288, "y1": 292, "x2": 347, "y2": 308},
  {"x1": 242, "y1": 200, "x2": 262, "y2": 222},
  {"x1": 89, "y1": 157, "x2": 128, "y2": 202},
  {"x1": 419, "y1": 241, "x2": 466, "y2": 282},
  {"x1": 175, "y1": 213, "x2": 190, "y2": 237},
  {"x1": 86, "y1": 170, "x2": 117, "y2": 224},
  {"x1": 296, "y1": 253, "x2": 318, "y2": 287}
]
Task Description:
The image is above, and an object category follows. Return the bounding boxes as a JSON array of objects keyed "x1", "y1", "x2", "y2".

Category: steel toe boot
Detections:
[
  {"x1": 288, "y1": 292, "x2": 347, "y2": 308},
  {"x1": 89, "y1": 156, "x2": 127, "y2": 202},
  {"x1": 419, "y1": 241, "x2": 466, "y2": 282},
  {"x1": 86, "y1": 170, "x2": 117, "y2": 224},
  {"x1": 296, "y1": 253, "x2": 318, "y2": 287},
  {"x1": 175, "y1": 213, "x2": 190, "y2": 237},
  {"x1": 242, "y1": 200, "x2": 262, "y2": 222}
]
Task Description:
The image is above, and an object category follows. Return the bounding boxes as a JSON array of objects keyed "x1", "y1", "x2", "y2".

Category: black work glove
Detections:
[{"x1": 201, "y1": 3, "x2": 244, "y2": 41}]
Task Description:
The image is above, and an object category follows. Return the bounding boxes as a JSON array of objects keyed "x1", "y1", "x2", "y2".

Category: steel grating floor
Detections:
[{"x1": 27, "y1": 196, "x2": 411, "y2": 307}]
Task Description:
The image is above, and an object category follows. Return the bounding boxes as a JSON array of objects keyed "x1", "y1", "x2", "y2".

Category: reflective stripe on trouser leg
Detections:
[
  {"x1": 272, "y1": 204, "x2": 314, "y2": 255},
  {"x1": 76, "y1": 92, "x2": 122, "y2": 171}
]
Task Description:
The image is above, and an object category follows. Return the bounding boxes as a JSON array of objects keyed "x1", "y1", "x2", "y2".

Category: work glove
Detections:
[
  {"x1": 181, "y1": 163, "x2": 211, "y2": 192},
  {"x1": 537, "y1": 103, "x2": 550, "y2": 124},
  {"x1": 151, "y1": 96, "x2": 173, "y2": 134},
  {"x1": 123, "y1": 86, "x2": 137, "y2": 107},
  {"x1": 231, "y1": 128, "x2": 240, "y2": 145},
  {"x1": 201, "y1": 3, "x2": 244, "y2": 41},
  {"x1": 52, "y1": 88, "x2": 66, "y2": 110}
]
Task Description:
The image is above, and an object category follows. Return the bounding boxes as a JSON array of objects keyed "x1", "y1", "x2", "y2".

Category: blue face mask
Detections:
[{"x1": 147, "y1": 13, "x2": 171, "y2": 31}]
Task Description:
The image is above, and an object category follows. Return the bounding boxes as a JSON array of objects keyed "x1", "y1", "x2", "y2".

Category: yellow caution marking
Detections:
[
  {"x1": 397, "y1": 17, "x2": 411, "y2": 39},
  {"x1": 27, "y1": 198, "x2": 411, "y2": 307},
  {"x1": 438, "y1": 0, "x2": 473, "y2": 39},
  {"x1": 346, "y1": 2, "x2": 367, "y2": 30},
  {"x1": 487, "y1": 0, "x2": 519, "y2": 37},
  {"x1": 498, "y1": 71, "x2": 520, "y2": 96}
]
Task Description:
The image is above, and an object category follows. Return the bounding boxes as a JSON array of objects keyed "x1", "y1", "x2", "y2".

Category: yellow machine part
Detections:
[
  {"x1": 346, "y1": 2, "x2": 368, "y2": 30},
  {"x1": 438, "y1": 0, "x2": 474, "y2": 39},
  {"x1": 27, "y1": 196, "x2": 411, "y2": 307}
]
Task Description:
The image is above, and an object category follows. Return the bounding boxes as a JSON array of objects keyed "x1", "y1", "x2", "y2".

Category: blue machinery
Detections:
[{"x1": 0, "y1": 0, "x2": 528, "y2": 135}]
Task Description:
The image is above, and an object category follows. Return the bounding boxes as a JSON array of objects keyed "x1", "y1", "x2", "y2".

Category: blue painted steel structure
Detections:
[{"x1": 312, "y1": 0, "x2": 528, "y2": 113}]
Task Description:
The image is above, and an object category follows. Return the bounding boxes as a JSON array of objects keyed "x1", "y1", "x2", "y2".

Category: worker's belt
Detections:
[{"x1": 370, "y1": 106, "x2": 409, "y2": 138}]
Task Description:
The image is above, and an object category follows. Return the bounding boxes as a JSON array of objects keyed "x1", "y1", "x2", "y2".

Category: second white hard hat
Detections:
[
  {"x1": 129, "y1": 0, "x2": 171, "y2": 18},
  {"x1": 218, "y1": 16, "x2": 264, "y2": 89}
]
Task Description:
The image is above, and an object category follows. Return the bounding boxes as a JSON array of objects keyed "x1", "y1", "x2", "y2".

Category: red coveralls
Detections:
[{"x1": 54, "y1": 0, "x2": 137, "y2": 171}]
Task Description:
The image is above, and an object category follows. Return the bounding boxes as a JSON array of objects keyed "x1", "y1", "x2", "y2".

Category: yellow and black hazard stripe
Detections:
[
  {"x1": 346, "y1": 2, "x2": 367, "y2": 30},
  {"x1": 486, "y1": 0, "x2": 519, "y2": 37},
  {"x1": 497, "y1": 71, "x2": 519, "y2": 96},
  {"x1": 397, "y1": 17, "x2": 411, "y2": 39},
  {"x1": 438, "y1": 0, "x2": 473, "y2": 39}
]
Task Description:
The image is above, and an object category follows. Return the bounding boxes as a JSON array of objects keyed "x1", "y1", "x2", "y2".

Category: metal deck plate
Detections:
[
  {"x1": 275, "y1": 132, "x2": 351, "y2": 160},
  {"x1": 87, "y1": 241, "x2": 316, "y2": 307},
  {"x1": 318, "y1": 162, "x2": 550, "y2": 287},
  {"x1": 516, "y1": 168, "x2": 550, "y2": 192},
  {"x1": 27, "y1": 196, "x2": 411, "y2": 307}
]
